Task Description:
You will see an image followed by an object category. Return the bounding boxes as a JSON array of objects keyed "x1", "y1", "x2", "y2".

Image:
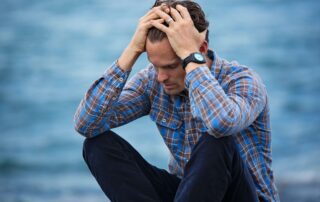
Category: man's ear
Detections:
[{"x1": 199, "y1": 40, "x2": 208, "y2": 55}]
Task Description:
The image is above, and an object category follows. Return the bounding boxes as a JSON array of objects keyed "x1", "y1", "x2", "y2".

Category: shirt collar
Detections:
[{"x1": 211, "y1": 50, "x2": 223, "y2": 71}]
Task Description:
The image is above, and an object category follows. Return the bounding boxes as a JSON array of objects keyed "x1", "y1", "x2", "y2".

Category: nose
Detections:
[{"x1": 157, "y1": 70, "x2": 169, "y2": 83}]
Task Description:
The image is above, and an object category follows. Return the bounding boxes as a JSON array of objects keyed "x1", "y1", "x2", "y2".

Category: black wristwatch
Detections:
[{"x1": 182, "y1": 52, "x2": 206, "y2": 69}]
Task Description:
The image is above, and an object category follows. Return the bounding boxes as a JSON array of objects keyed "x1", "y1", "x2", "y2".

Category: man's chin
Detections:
[{"x1": 164, "y1": 88, "x2": 183, "y2": 95}]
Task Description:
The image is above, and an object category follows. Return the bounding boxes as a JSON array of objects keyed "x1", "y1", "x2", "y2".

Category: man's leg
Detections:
[
  {"x1": 82, "y1": 130, "x2": 181, "y2": 202},
  {"x1": 174, "y1": 134, "x2": 258, "y2": 202}
]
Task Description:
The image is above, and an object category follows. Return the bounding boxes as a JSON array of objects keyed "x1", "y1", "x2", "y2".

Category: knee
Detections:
[
  {"x1": 82, "y1": 130, "x2": 120, "y2": 159},
  {"x1": 191, "y1": 134, "x2": 237, "y2": 167},
  {"x1": 197, "y1": 134, "x2": 236, "y2": 153},
  {"x1": 83, "y1": 130, "x2": 110, "y2": 148}
]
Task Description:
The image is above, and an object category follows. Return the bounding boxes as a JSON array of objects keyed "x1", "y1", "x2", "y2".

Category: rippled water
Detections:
[{"x1": 1, "y1": 0, "x2": 320, "y2": 201}]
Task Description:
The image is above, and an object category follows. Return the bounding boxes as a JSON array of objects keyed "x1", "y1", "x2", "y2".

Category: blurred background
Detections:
[{"x1": 0, "y1": 0, "x2": 319, "y2": 201}]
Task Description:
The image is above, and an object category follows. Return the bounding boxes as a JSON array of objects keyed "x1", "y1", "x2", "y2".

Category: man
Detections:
[{"x1": 74, "y1": 1, "x2": 279, "y2": 201}]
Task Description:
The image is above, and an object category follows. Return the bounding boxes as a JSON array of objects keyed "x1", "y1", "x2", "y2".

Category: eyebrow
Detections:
[
  {"x1": 148, "y1": 56, "x2": 181, "y2": 68},
  {"x1": 160, "y1": 59, "x2": 181, "y2": 68},
  {"x1": 163, "y1": 61, "x2": 180, "y2": 68}
]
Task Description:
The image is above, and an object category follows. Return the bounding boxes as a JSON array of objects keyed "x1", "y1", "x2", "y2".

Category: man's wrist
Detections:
[
  {"x1": 182, "y1": 52, "x2": 206, "y2": 73},
  {"x1": 118, "y1": 45, "x2": 142, "y2": 72},
  {"x1": 179, "y1": 49, "x2": 198, "y2": 60},
  {"x1": 185, "y1": 63, "x2": 203, "y2": 74},
  {"x1": 127, "y1": 42, "x2": 144, "y2": 56}
]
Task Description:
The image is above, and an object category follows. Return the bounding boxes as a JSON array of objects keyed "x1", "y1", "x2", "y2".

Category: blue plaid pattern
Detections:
[{"x1": 74, "y1": 52, "x2": 279, "y2": 201}]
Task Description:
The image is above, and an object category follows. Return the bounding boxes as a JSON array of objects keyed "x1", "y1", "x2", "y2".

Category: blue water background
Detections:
[{"x1": 1, "y1": 0, "x2": 320, "y2": 201}]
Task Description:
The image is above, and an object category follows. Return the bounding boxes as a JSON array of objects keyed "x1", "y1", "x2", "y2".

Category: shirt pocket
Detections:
[
  {"x1": 149, "y1": 105, "x2": 182, "y2": 129},
  {"x1": 149, "y1": 105, "x2": 182, "y2": 153}
]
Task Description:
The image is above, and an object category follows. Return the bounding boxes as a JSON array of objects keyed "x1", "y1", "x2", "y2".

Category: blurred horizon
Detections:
[{"x1": 1, "y1": 0, "x2": 320, "y2": 201}]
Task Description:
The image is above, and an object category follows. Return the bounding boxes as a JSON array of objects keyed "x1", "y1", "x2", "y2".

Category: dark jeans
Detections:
[{"x1": 83, "y1": 130, "x2": 258, "y2": 202}]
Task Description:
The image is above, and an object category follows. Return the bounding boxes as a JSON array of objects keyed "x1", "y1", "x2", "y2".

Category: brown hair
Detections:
[{"x1": 148, "y1": 0, "x2": 209, "y2": 43}]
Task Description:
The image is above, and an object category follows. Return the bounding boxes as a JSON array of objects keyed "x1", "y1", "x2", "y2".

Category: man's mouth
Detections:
[{"x1": 163, "y1": 83, "x2": 176, "y2": 90}]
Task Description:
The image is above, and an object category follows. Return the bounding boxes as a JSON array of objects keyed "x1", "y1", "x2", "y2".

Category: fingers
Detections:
[
  {"x1": 149, "y1": 18, "x2": 165, "y2": 29},
  {"x1": 141, "y1": 5, "x2": 171, "y2": 24},
  {"x1": 160, "y1": 4, "x2": 170, "y2": 14},
  {"x1": 141, "y1": 9, "x2": 160, "y2": 22},
  {"x1": 170, "y1": 7, "x2": 182, "y2": 22},
  {"x1": 176, "y1": 5, "x2": 192, "y2": 21},
  {"x1": 143, "y1": 4, "x2": 192, "y2": 33},
  {"x1": 143, "y1": 4, "x2": 190, "y2": 24},
  {"x1": 151, "y1": 19, "x2": 170, "y2": 34},
  {"x1": 154, "y1": 8, "x2": 174, "y2": 25},
  {"x1": 153, "y1": 5, "x2": 192, "y2": 26},
  {"x1": 150, "y1": 5, "x2": 193, "y2": 34}
]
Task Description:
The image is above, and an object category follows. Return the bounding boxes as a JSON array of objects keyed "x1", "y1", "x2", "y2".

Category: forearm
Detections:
[
  {"x1": 186, "y1": 66, "x2": 266, "y2": 137},
  {"x1": 118, "y1": 43, "x2": 141, "y2": 72},
  {"x1": 74, "y1": 62, "x2": 130, "y2": 137}
]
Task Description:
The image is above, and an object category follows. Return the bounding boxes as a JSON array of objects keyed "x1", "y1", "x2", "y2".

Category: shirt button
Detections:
[
  {"x1": 119, "y1": 78, "x2": 124, "y2": 82},
  {"x1": 112, "y1": 97, "x2": 116, "y2": 100},
  {"x1": 162, "y1": 118, "x2": 167, "y2": 123}
]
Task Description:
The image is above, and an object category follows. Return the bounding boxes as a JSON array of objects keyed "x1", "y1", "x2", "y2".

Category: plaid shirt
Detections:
[{"x1": 74, "y1": 52, "x2": 279, "y2": 201}]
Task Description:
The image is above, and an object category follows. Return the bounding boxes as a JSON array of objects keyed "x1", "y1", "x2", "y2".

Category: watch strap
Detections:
[{"x1": 182, "y1": 52, "x2": 206, "y2": 69}]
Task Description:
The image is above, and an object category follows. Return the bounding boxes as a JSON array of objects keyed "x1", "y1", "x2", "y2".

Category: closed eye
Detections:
[
  {"x1": 153, "y1": 61, "x2": 181, "y2": 71},
  {"x1": 164, "y1": 65, "x2": 177, "y2": 69},
  {"x1": 164, "y1": 61, "x2": 181, "y2": 69}
]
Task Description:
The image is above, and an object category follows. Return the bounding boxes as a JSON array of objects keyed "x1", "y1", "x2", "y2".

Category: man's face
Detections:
[{"x1": 146, "y1": 38, "x2": 186, "y2": 95}]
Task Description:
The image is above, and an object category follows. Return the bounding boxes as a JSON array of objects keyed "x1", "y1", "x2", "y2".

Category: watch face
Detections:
[
  {"x1": 194, "y1": 53, "x2": 205, "y2": 62},
  {"x1": 182, "y1": 52, "x2": 206, "y2": 69}
]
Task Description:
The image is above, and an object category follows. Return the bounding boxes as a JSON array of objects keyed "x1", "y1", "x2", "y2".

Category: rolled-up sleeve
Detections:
[
  {"x1": 185, "y1": 65, "x2": 267, "y2": 138},
  {"x1": 74, "y1": 61, "x2": 150, "y2": 137}
]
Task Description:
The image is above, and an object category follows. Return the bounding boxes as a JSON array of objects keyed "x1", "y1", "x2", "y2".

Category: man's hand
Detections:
[
  {"x1": 129, "y1": 6, "x2": 167, "y2": 54},
  {"x1": 118, "y1": 6, "x2": 166, "y2": 71},
  {"x1": 151, "y1": 5, "x2": 206, "y2": 59}
]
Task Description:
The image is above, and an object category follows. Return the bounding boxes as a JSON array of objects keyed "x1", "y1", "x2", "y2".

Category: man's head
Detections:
[
  {"x1": 148, "y1": 0, "x2": 209, "y2": 43},
  {"x1": 146, "y1": 0, "x2": 209, "y2": 95}
]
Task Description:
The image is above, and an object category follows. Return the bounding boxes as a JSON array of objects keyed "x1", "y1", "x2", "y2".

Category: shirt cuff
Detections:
[
  {"x1": 103, "y1": 60, "x2": 131, "y2": 88},
  {"x1": 185, "y1": 66, "x2": 213, "y2": 89}
]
